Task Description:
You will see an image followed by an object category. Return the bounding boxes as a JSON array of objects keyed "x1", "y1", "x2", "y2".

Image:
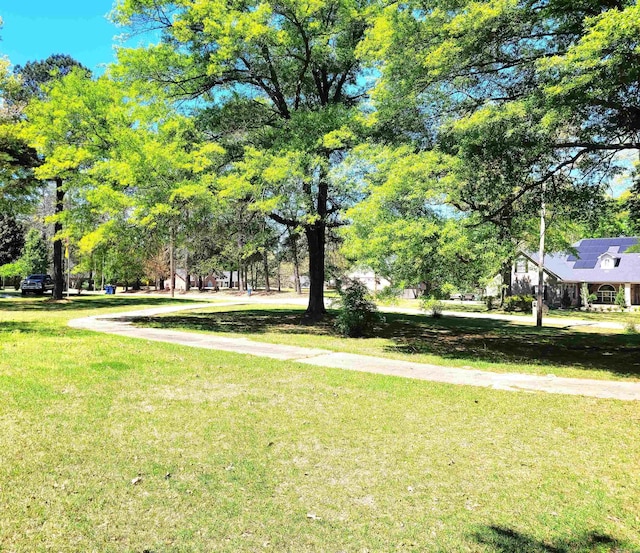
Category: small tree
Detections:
[
  {"x1": 580, "y1": 282, "x2": 597, "y2": 310},
  {"x1": 421, "y1": 297, "x2": 444, "y2": 318},
  {"x1": 615, "y1": 286, "x2": 627, "y2": 309},
  {"x1": 20, "y1": 228, "x2": 49, "y2": 275},
  {"x1": 334, "y1": 280, "x2": 384, "y2": 337},
  {"x1": 0, "y1": 214, "x2": 25, "y2": 266}
]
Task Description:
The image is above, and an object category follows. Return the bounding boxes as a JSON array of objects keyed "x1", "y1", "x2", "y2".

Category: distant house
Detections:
[
  {"x1": 174, "y1": 269, "x2": 197, "y2": 291},
  {"x1": 512, "y1": 237, "x2": 640, "y2": 307},
  {"x1": 173, "y1": 270, "x2": 240, "y2": 291},
  {"x1": 346, "y1": 269, "x2": 391, "y2": 293}
]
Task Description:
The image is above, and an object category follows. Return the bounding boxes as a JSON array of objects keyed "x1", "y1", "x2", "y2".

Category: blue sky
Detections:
[{"x1": 0, "y1": 1, "x2": 129, "y2": 72}]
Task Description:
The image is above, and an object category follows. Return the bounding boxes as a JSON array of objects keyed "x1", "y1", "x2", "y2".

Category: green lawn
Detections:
[
  {"x1": 1, "y1": 295, "x2": 640, "y2": 552},
  {"x1": 136, "y1": 303, "x2": 640, "y2": 381},
  {"x1": 386, "y1": 297, "x2": 640, "y2": 323}
]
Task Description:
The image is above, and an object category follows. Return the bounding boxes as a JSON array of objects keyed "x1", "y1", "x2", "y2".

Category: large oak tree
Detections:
[{"x1": 113, "y1": 0, "x2": 377, "y2": 317}]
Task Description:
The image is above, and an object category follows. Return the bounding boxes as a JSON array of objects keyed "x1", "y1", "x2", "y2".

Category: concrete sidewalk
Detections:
[{"x1": 68, "y1": 304, "x2": 640, "y2": 401}]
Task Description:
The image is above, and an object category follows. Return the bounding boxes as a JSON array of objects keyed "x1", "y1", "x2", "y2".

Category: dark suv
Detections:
[{"x1": 20, "y1": 274, "x2": 54, "y2": 295}]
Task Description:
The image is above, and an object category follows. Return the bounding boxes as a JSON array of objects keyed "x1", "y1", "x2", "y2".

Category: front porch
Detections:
[{"x1": 548, "y1": 282, "x2": 640, "y2": 308}]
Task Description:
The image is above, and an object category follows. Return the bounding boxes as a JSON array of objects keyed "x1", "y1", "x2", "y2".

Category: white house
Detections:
[{"x1": 346, "y1": 269, "x2": 391, "y2": 292}]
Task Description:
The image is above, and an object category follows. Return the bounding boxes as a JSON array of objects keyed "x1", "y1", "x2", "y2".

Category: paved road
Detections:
[{"x1": 69, "y1": 303, "x2": 640, "y2": 401}]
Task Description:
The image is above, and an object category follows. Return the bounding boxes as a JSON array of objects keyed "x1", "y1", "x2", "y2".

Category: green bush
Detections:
[
  {"x1": 503, "y1": 295, "x2": 534, "y2": 313},
  {"x1": 421, "y1": 297, "x2": 444, "y2": 318},
  {"x1": 374, "y1": 286, "x2": 401, "y2": 305},
  {"x1": 334, "y1": 280, "x2": 384, "y2": 337},
  {"x1": 615, "y1": 286, "x2": 627, "y2": 309},
  {"x1": 485, "y1": 295, "x2": 495, "y2": 310}
]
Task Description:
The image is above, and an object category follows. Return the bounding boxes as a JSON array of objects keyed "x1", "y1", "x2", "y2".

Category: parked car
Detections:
[
  {"x1": 449, "y1": 293, "x2": 462, "y2": 300},
  {"x1": 20, "y1": 274, "x2": 54, "y2": 295}
]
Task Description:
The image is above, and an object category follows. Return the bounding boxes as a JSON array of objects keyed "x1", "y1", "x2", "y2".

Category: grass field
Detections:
[
  {"x1": 386, "y1": 297, "x2": 640, "y2": 323},
  {"x1": 136, "y1": 303, "x2": 640, "y2": 381},
  {"x1": 1, "y1": 295, "x2": 640, "y2": 552}
]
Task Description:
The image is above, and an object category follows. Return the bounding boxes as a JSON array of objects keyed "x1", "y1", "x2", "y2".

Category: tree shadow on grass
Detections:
[
  {"x1": 0, "y1": 321, "x2": 41, "y2": 333},
  {"x1": 474, "y1": 525, "x2": 636, "y2": 553},
  {"x1": 0, "y1": 296, "x2": 188, "y2": 312},
  {"x1": 131, "y1": 308, "x2": 640, "y2": 378},
  {"x1": 382, "y1": 313, "x2": 640, "y2": 377}
]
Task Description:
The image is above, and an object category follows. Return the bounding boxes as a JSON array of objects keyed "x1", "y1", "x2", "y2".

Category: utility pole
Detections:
[
  {"x1": 169, "y1": 226, "x2": 175, "y2": 298},
  {"x1": 536, "y1": 181, "x2": 546, "y2": 327}
]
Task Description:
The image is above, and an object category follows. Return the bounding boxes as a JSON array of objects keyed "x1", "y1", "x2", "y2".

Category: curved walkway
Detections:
[{"x1": 69, "y1": 303, "x2": 640, "y2": 401}]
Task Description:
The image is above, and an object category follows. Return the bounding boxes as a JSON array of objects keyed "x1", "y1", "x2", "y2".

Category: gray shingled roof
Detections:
[{"x1": 525, "y1": 237, "x2": 640, "y2": 283}]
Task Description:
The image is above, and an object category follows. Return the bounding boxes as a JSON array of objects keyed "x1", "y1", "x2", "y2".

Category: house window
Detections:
[
  {"x1": 596, "y1": 284, "x2": 616, "y2": 304},
  {"x1": 515, "y1": 258, "x2": 527, "y2": 273}
]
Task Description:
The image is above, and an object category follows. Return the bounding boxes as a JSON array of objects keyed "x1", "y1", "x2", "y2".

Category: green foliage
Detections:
[
  {"x1": 581, "y1": 282, "x2": 598, "y2": 308},
  {"x1": 615, "y1": 286, "x2": 627, "y2": 309},
  {"x1": 19, "y1": 228, "x2": 49, "y2": 275},
  {"x1": 0, "y1": 214, "x2": 24, "y2": 265},
  {"x1": 503, "y1": 295, "x2": 534, "y2": 313},
  {"x1": 420, "y1": 297, "x2": 444, "y2": 318},
  {"x1": 363, "y1": 0, "x2": 640, "y2": 262},
  {"x1": 374, "y1": 286, "x2": 401, "y2": 306},
  {"x1": 341, "y1": 145, "x2": 503, "y2": 294},
  {"x1": 485, "y1": 295, "x2": 495, "y2": 310},
  {"x1": 334, "y1": 280, "x2": 384, "y2": 337},
  {"x1": 0, "y1": 258, "x2": 28, "y2": 279},
  {"x1": 114, "y1": 0, "x2": 378, "y2": 316},
  {"x1": 11, "y1": 54, "x2": 90, "y2": 103}
]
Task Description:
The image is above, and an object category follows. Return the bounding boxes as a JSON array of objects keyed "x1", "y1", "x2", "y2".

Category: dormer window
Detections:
[{"x1": 600, "y1": 253, "x2": 619, "y2": 269}]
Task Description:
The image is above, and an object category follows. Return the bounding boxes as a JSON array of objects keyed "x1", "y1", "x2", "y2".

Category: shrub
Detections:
[
  {"x1": 334, "y1": 280, "x2": 384, "y2": 337},
  {"x1": 580, "y1": 283, "x2": 597, "y2": 308},
  {"x1": 503, "y1": 295, "x2": 517, "y2": 312},
  {"x1": 440, "y1": 282, "x2": 457, "y2": 299},
  {"x1": 520, "y1": 295, "x2": 534, "y2": 312},
  {"x1": 375, "y1": 286, "x2": 401, "y2": 305},
  {"x1": 624, "y1": 314, "x2": 639, "y2": 334},
  {"x1": 615, "y1": 286, "x2": 627, "y2": 309},
  {"x1": 485, "y1": 295, "x2": 495, "y2": 310},
  {"x1": 503, "y1": 295, "x2": 534, "y2": 313},
  {"x1": 625, "y1": 321, "x2": 638, "y2": 334},
  {"x1": 421, "y1": 297, "x2": 444, "y2": 318},
  {"x1": 561, "y1": 288, "x2": 571, "y2": 309}
]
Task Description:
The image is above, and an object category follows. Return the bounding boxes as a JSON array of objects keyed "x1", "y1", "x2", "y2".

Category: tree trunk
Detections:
[
  {"x1": 185, "y1": 252, "x2": 190, "y2": 291},
  {"x1": 52, "y1": 178, "x2": 64, "y2": 299},
  {"x1": 238, "y1": 260, "x2": 244, "y2": 291},
  {"x1": 263, "y1": 250, "x2": 271, "y2": 292},
  {"x1": 290, "y1": 232, "x2": 301, "y2": 294},
  {"x1": 499, "y1": 260, "x2": 512, "y2": 306},
  {"x1": 305, "y1": 222, "x2": 326, "y2": 317},
  {"x1": 277, "y1": 260, "x2": 281, "y2": 292},
  {"x1": 198, "y1": 275, "x2": 203, "y2": 290}
]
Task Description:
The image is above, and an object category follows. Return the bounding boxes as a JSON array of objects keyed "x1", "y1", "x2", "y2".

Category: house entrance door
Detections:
[{"x1": 632, "y1": 284, "x2": 640, "y2": 306}]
